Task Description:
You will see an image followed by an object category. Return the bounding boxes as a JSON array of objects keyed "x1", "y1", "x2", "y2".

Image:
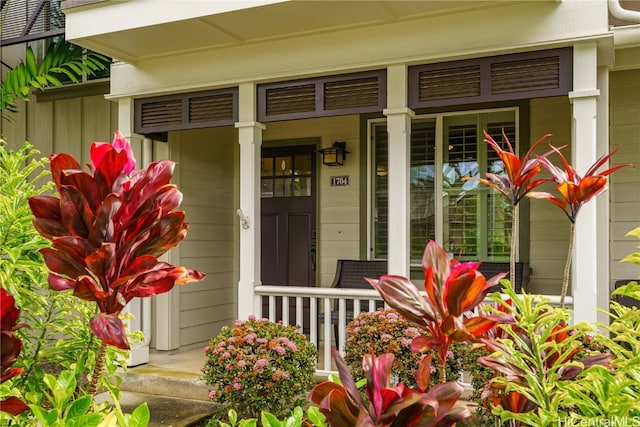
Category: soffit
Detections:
[{"x1": 64, "y1": 0, "x2": 510, "y2": 63}]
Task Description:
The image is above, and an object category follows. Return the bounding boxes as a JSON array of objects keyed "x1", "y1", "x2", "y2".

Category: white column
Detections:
[
  {"x1": 236, "y1": 82, "x2": 264, "y2": 320},
  {"x1": 117, "y1": 97, "x2": 151, "y2": 364},
  {"x1": 383, "y1": 64, "x2": 414, "y2": 276},
  {"x1": 153, "y1": 137, "x2": 181, "y2": 351},
  {"x1": 569, "y1": 42, "x2": 605, "y2": 325}
]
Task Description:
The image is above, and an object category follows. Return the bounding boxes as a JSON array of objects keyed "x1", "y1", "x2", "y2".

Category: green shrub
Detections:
[
  {"x1": 203, "y1": 316, "x2": 318, "y2": 419},
  {"x1": 343, "y1": 308, "x2": 462, "y2": 388},
  {"x1": 0, "y1": 140, "x2": 139, "y2": 425}
]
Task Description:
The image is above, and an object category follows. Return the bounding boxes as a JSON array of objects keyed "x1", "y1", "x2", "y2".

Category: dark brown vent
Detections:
[
  {"x1": 135, "y1": 88, "x2": 237, "y2": 134},
  {"x1": 265, "y1": 84, "x2": 316, "y2": 116},
  {"x1": 409, "y1": 48, "x2": 572, "y2": 109},
  {"x1": 491, "y1": 56, "x2": 560, "y2": 94},
  {"x1": 418, "y1": 65, "x2": 481, "y2": 101},
  {"x1": 324, "y1": 77, "x2": 379, "y2": 110},
  {"x1": 258, "y1": 70, "x2": 386, "y2": 122},
  {"x1": 140, "y1": 99, "x2": 182, "y2": 128},
  {"x1": 189, "y1": 93, "x2": 235, "y2": 123}
]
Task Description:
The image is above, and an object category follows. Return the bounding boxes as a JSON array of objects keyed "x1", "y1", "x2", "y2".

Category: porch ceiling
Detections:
[{"x1": 63, "y1": 0, "x2": 514, "y2": 63}]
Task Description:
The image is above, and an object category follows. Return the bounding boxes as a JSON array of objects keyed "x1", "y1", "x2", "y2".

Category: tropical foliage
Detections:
[
  {"x1": 366, "y1": 240, "x2": 510, "y2": 383},
  {"x1": 309, "y1": 351, "x2": 471, "y2": 427},
  {"x1": 528, "y1": 145, "x2": 634, "y2": 306},
  {"x1": 343, "y1": 308, "x2": 462, "y2": 388},
  {"x1": 1, "y1": 39, "x2": 109, "y2": 113},
  {"x1": 27, "y1": 131, "x2": 205, "y2": 396}
]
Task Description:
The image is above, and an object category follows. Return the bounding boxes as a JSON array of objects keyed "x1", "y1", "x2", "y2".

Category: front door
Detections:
[{"x1": 260, "y1": 145, "x2": 316, "y2": 328}]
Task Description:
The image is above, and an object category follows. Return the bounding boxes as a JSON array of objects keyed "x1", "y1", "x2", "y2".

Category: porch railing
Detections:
[{"x1": 254, "y1": 285, "x2": 573, "y2": 379}]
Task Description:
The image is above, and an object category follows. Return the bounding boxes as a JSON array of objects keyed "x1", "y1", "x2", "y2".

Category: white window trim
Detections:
[{"x1": 367, "y1": 106, "x2": 520, "y2": 265}]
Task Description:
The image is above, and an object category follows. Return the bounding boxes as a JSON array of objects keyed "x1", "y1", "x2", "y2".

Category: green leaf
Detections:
[
  {"x1": 30, "y1": 405, "x2": 59, "y2": 426},
  {"x1": 26, "y1": 48, "x2": 38, "y2": 77},
  {"x1": 306, "y1": 406, "x2": 326, "y2": 427},
  {"x1": 260, "y1": 412, "x2": 282, "y2": 427},
  {"x1": 128, "y1": 402, "x2": 151, "y2": 426},
  {"x1": 65, "y1": 395, "x2": 92, "y2": 419}
]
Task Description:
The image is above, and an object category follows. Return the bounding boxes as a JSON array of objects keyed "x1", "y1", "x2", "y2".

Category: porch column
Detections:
[
  {"x1": 569, "y1": 42, "x2": 608, "y2": 325},
  {"x1": 235, "y1": 82, "x2": 265, "y2": 320},
  {"x1": 117, "y1": 96, "x2": 151, "y2": 364},
  {"x1": 383, "y1": 64, "x2": 414, "y2": 276}
]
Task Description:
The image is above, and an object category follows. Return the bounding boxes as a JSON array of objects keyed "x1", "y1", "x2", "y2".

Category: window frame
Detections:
[{"x1": 367, "y1": 106, "x2": 520, "y2": 265}]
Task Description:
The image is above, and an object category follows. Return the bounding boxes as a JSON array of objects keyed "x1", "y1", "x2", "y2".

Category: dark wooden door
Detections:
[{"x1": 261, "y1": 145, "x2": 316, "y2": 329}]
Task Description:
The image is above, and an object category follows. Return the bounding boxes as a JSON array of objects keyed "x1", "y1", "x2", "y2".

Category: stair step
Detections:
[
  {"x1": 98, "y1": 391, "x2": 218, "y2": 427},
  {"x1": 120, "y1": 365, "x2": 211, "y2": 402}
]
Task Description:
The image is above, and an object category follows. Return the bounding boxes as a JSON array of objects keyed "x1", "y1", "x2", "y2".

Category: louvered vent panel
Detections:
[
  {"x1": 265, "y1": 84, "x2": 316, "y2": 116},
  {"x1": 418, "y1": 66, "x2": 481, "y2": 101},
  {"x1": 491, "y1": 56, "x2": 560, "y2": 94},
  {"x1": 324, "y1": 77, "x2": 379, "y2": 110},
  {"x1": 140, "y1": 99, "x2": 183, "y2": 128},
  {"x1": 189, "y1": 93, "x2": 234, "y2": 123}
]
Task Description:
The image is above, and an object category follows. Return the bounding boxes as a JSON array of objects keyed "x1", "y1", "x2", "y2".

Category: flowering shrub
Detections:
[
  {"x1": 203, "y1": 316, "x2": 318, "y2": 419},
  {"x1": 343, "y1": 308, "x2": 462, "y2": 388}
]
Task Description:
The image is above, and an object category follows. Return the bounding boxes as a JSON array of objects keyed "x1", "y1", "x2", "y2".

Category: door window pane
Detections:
[
  {"x1": 261, "y1": 154, "x2": 313, "y2": 198},
  {"x1": 276, "y1": 156, "x2": 292, "y2": 176},
  {"x1": 261, "y1": 158, "x2": 274, "y2": 177}
]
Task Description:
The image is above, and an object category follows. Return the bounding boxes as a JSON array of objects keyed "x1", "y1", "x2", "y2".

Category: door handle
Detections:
[{"x1": 310, "y1": 248, "x2": 316, "y2": 271}]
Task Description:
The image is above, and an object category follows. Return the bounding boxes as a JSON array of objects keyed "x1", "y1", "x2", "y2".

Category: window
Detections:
[
  {"x1": 371, "y1": 108, "x2": 517, "y2": 263},
  {"x1": 261, "y1": 154, "x2": 312, "y2": 198}
]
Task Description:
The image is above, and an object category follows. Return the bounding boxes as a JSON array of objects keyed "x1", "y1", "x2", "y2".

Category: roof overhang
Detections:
[{"x1": 62, "y1": 0, "x2": 513, "y2": 63}]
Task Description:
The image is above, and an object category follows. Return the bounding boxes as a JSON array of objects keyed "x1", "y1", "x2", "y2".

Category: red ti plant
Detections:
[
  {"x1": 464, "y1": 130, "x2": 552, "y2": 286},
  {"x1": 308, "y1": 349, "x2": 471, "y2": 427},
  {"x1": 0, "y1": 288, "x2": 29, "y2": 415},
  {"x1": 366, "y1": 240, "x2": 510, "y2": 383},
  {"x1": 528, "y1": 145, "x2": 634, "y2": 306},
  {"x1": 28, "y1": 131, "x2": 205, "y2": 395}
]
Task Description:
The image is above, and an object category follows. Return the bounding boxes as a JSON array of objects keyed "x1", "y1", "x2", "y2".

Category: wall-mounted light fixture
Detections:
[{"x1": 318, "y1": 141, "x2": 350, "y2": 166}]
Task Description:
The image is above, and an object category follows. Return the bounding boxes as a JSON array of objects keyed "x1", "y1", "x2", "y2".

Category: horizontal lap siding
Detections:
[
  {"x1": 610, "y1": 70, "x2": 640, "y2": 285},
  {"x1": 528, "y1": 97, "x2": 572, "y2": 295},
  {"x1": 174, "y1": 127, "x2": 237, "y2": 348}
]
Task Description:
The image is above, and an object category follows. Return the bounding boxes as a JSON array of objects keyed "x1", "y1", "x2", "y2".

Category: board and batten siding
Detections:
[
  {"x1": 170, "y1": 127, "x2": 237, "y2": 348},
  {"x1": 610, "y1": 69, "x2": 640, "y2": 284},
  {"x1": 1, "y1": 91, "x2": 117, "y2": 163},
  {"x1": 528, "y1": 96, "x2": 572, "y2": 296},
  {"x1": 263, "y1": 115, "x2": 362, "y2": 289}
]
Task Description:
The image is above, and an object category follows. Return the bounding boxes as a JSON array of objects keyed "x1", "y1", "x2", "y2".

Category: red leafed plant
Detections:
[
  {"x1": 0, "y1": 288, "x2": 29, "y2": 415},
  {"x1": 464, "y1": 130, "x2": 552, "y2": 286},
  {"x1": 528, "y1": 145, "x2": 633, "y2": 306},
  {"x1": 366, "y1": 240, "x2": 511, "y2": 383},
  {"x1": 308, "y1": 350, "x2": 471, "y2": 427},
  {"x1": 28, "y1": 131, "x2": 205, "y2": 395}
]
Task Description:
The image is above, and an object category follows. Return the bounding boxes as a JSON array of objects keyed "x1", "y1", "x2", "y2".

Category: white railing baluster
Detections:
[
  {"x1": 323, "y1": 297, "x2": 332, "y2": 372},
  {"x1": 296, "y1": 296, "x2": 302, "y2": 329},
  {"x1": 269, "y1": 295, "x2": 275, "y2": 321},
  {"x1": 282, "y1": 296, "x2": 289, "y2": 325},
  {"x1": 338, "y1": 298, "x2": 346, "y2": 353},
  {"x1": 310, "y1": 297, "x2": 317, "y2": 347},
  {"x1": 353, "y1": 299, "x2": 361, "y2": 319},
  {"x1": 253, "y1": 285, "x2": 572, "y2": 380}
]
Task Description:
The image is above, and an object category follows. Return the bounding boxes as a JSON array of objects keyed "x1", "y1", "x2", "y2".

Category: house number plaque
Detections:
[{"x1": 330, "y1": 176, "x2": 350, "y2": 186}]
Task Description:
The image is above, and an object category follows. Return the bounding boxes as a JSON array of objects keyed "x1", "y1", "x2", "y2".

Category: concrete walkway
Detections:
[{"x1": 113, "y1": 347, "x2": 218, "y2": 426}]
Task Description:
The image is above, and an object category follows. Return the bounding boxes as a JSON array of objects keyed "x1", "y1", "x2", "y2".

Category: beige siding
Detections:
[
  {"x1": 528, "y1": 97, "x2": 572, "y2": 295},
  {"x1": 171, "y1": 127, "x2": 237, "y2": 348},
  {"x1": 610, "y1": 69, "x2": 640, "y2": 285},
  {"x1": 2, "y1": 91, "x2": 117, "y2": 162},
  {"x1": 264, "y1": 115, "x2": 362, "y2": 288}
]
